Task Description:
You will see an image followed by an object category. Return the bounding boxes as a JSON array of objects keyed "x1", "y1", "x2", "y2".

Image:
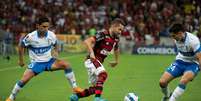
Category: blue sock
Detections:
[
  {"x1": 17, "y1": 81, "x2": 25, "y2": 88},
  {"x1": 178, "y1": 83, "x2": 186, "y2": 89},
  {"x1": 64, "y1": 68, "x2": 72, "y2": 74}
]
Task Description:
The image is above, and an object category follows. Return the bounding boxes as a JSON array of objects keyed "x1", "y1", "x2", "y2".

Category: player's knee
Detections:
[
  {"x1": 61, "y1": 61, "x2": 70, "y2": 69},
  {"x1": 98, "y1": 72, "x2": 108, "y2": 82},
  {"x1": 180, "y1": 78, "x2": 190, "y2": 85},
  {"x1": 159, "y1": 79, "x2": 168, "y2": 88}
]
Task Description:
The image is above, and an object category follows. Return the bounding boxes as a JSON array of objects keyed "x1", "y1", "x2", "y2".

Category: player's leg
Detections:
[
  {"x1": 6, "y1": 69, "x2": 35, "y2": 101},
  {"x1": 70, "y1": 59, "x2": 97, "y2": 101},
  {"x1": 2, "y1": 42, "x2": 6, "y2": 59},
  {"x1": 169, "y1": 71, "x2": 196, "y2": 101},
  {"x1": 169, "y1": 62, "x2": 200, "y2": 101},
  {"x1": 159, "y1": 60, "x2": 185, "y2": 101},
  {"x1": 50, "y1": 58, "x2": 82, "y2": 92},
  {"x1": 70, "y1": 59, "x2": 107, "y2": 101},
  {"x1": 159, "y1": 71, "x2": 174, "y2": 101},
  {"x1": 70, "y1": 82, "x2": 107, "y2": 101},
  {"x1": 94, "y1": 71, "x2": 107, "y2": 101},
  {"x1": 89, "y1": 59, "x2": 107, "y2": 99}
]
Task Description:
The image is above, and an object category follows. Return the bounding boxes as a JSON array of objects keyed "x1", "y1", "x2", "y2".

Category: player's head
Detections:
[
  {"x1": 36, "y1": 17, "x2": 50, "y2": 34},
  {"x1": 110, "y1": 18, "x2": 125, "y2": 37},
  {"x1": 169, "y1": 23, "x2": 185, "y2": 41}
]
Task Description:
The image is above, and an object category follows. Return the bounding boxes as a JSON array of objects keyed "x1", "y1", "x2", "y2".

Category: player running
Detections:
[
  {"x1": 6, "y1": 17, "x2": 82, "y2": 101},
  {"x1": 70, "y1": 18, "x2": 125, "y2": 101},
  {"x1": 159, "y1": 23, "x2": 201, "y2": 101}
]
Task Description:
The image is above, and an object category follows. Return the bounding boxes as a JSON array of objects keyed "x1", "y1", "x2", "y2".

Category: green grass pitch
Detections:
[{"x1": 0, "y1": 53, "x2": 201, "y2": 101}]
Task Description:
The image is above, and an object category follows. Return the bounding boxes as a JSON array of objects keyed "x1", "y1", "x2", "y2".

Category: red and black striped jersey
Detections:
[{"x1": 88, "y1": 30, "x2": 119, "y2": 63}]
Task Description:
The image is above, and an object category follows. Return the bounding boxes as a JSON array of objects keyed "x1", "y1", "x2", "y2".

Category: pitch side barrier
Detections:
[
  {"x1": 56, "y1": 34, "x2": 86, "y2": 53},
  {"x1": 132, "y1": 45, "x2": 176, "y2": 55}
]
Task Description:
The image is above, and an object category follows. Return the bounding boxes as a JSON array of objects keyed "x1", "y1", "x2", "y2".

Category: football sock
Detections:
[
  {"x1": 76, "y1": 72, "x2": 108, "y2": 98},
  {"x1": 161, "y1": 86, "x2": 170, "y2": 97},
  {"x1": 95, "y1": 72, "x2": 107, "y2": 97},
  {"x1": 169, "y1": 84, "x2": 186, "y2": 101},
  {"x1": 9, "y1": 81, "x2": 25, "y2": 100},
  {"x1": 64, "y1": 68, "x2": 77, "y2": 88},
  {"x1": 77, "y1": 86, "x2": 96, "y2": 98}
]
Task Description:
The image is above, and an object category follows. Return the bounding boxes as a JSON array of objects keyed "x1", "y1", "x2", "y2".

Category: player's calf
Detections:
[
  {"x1": 63, "y1": 67, "x2": 83, "y2": 93},
  {"x1": 6, "y1": 81, "x2": 25, "y2": 101},
  {"x1": 159, "y1": 78, "x2": 168, "y2": 88},
  {"x1": 64, "y1": 68, "x2": 78, "y2": 88},
  {"x1": 95, "y1": 72, "x2": 107, "y2": 97},
  {"x1": 74, "y1": 86, "x2": 96, "y2": 98},
  {"x1": 169, "y1": 84, "x2": 186, "y2": 101},
  {"x1": 159, "y1": 79, "x2": 171, "y2": 101},
  {"x1": 161, "y1": 92, "x2": 172, "y2": 101}
]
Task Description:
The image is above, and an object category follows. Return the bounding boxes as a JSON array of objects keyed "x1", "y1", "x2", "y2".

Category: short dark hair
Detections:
[
  {"x1": 111, "y1": 18, "x2": 126, "y2": 26},
  {"x1": 36, "y1": 17, "x2": 49, "y2": 25},
  {"x1": 169, "y1": 23, "x2": 184, "y2": 33}
]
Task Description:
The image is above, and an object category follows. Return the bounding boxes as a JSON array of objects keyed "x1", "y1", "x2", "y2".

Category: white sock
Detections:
[
  {"x1": 169, "y1": 86, "x2": 185, "y2": 101},
  {"x1": 65, "y1": 71, "x2": 77, "y2": 88},
  {"x1": 9, "y1": 83, "x2": 22, "y2": 100},
  {"x1": 161, "y1": 87, "x2": 170, "y2": 97}
]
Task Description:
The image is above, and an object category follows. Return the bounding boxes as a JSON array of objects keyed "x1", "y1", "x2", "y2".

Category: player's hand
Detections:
[
  {"x1": 18, "y1": 60, "x2": 25, "y2": 67},
  {"x1": 90, "y1": 52, "x2": 96, "y2": 59},
  {"x1": 52, "y1": 51, "x2": 59, "y2": 58},
  {"x1": 109, "y1": 61, "x2": 118, "y2": 68}
]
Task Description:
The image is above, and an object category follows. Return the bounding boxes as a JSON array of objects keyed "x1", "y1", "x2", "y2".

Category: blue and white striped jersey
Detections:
[
  {"x1": 21, "y1": 30, "x2": 57, "y2": 62},
  {"x1": 175, "y1": 32, "x2": 201, "y2": 64}
]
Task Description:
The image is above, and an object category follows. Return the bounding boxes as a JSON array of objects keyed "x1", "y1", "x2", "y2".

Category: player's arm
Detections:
[
  {"x1": 18, "y1": 35, "x2": 28, "y2": 67},
  {"x1": 51, "y1": 34, "x2": 59, "y2": 58},
  {"x1": 196, "y1": 52, "x2": 201, "y2": 70},
  {"x1": 192, "y1": 38, "x2": 201, "y2": 70},
  {"x1": 109, "y1": 44, "x2": 119, "y2": 67},
  {"x1": 114, "y1": 48, "x2": 119, "y2": 63},
  {"x1": 83, "y1": 37, "x2": 96, "y2": 59},
  {"x1": 52, "y1": 42, "x2": 59, "y2": 58},
  {"x1": 18, "y1": 44, "x2": 25, "y2": 67}
]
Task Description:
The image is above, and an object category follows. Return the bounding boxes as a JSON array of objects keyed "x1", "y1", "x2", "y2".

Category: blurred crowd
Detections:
[{"x1": 0, "y1": 0, "x2": 201, "y2": 45}]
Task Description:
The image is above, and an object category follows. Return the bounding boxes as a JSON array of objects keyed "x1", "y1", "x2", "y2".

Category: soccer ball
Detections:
[{"x1": 124, "y1": 93, "x2": 139, "y2": 101}]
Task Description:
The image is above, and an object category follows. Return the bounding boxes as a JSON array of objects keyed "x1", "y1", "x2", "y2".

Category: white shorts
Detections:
[{"x1": 84, "y1": 59, "x2": 105, "y2": 85}]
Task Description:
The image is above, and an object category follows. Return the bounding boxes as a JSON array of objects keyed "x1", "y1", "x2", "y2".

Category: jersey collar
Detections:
[
  {"x1": 37, "y1": 30, "x2": 48, "y2": 38},
  {"x1": 182, "y1": 32, "x2": 187, "y2": 43}
]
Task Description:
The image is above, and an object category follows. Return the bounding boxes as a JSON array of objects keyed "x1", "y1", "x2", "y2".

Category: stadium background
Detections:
[{"x1": 0, "y1": 0, "x2": 201, "y2": 101}]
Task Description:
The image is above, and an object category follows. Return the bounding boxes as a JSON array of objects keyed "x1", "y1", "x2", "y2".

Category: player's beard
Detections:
[
  {"x1": 174, "y1": 36, "x2": 184, "y2": 42},
  {"x1": 112, "y1": 32, "x2": 120, "y2": 38}
]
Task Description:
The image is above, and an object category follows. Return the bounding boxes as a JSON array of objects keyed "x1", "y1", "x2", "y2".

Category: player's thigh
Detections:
[
  {"x1": 85, "y1": 59, "x2": 97, "y2": 75},
  {"x1": 180, "y1": 71, "x2": 195, "y2": 84},
  {"x1": 160, "y1": 71, "x2": 174, "y2": 84},
  {"x1": 84, "y1": 59, "x2": 105, "y2": 76},
  {"x1": 20, "y1": 69, "x2": 35, "y2": 84},
  {"x1": 51, "y1": 59, "x2": 70, "y2": 70},
  {"x1": 180, "y1": 63, "x2": 200, "y2": 84}
]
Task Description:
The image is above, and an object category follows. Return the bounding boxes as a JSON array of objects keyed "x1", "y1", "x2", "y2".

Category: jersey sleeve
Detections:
[
  {"x1": 94, "y1": 32, "x2": 105, "y2": 42},
  {"x1": 20, "y1": 34, "x2": 31, "y2": 47},
  {"x1": 191, "y1": 37, "x2": 201, "y2": 53},
  {"x1": 52, "y1": 34, "x2": 58, "y2": 46}
]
